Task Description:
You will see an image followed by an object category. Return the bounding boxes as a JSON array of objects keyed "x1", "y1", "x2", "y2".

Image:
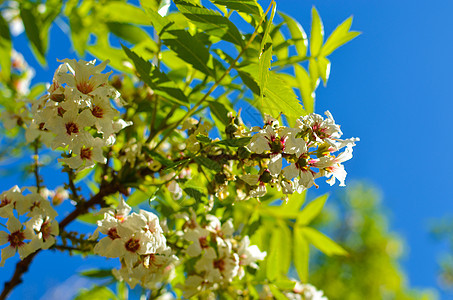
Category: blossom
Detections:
[
  {"x1": 0, "y1": 215, "x2": 40, "y2": 266},
  {"x1": 59, "y1": 136, "x2": 106, "y2": 170},
  {"x1": 237, "y1": 236, "x2": 266, "y2": 279},
  {"x1": 26, "y1": 215, "x2": 59, "y2": 250},
  {"x1": 0, "y1": 186, "x2": 23, "y2": 218}
]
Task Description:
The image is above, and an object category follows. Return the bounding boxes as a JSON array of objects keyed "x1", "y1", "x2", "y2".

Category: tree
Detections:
[{"x1": 0, "y1": 0, "x2": 363, "y2": 298}]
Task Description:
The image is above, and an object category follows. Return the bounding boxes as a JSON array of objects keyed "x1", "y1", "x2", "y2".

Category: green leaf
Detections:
[
  {"x1": 281, "y1": 190, "x2": 307, "y2": 217},
  {"x1": 79, "y1": 269, "x2": 113, "y2": 278},
  {"x1": 266, "y1": 221, "x2": 292, "y2": 280},
  {"x1": 293, "y1": 226, "x2": 309, "y2": 282},
  {"x1": 317, "y1": 56, "x2": 331, "y2": 86},
  {"x1": 297, "y1": 193, "x2": 328, "y2": 226},
  {"x1": 294, "y1": 64, "x2": 314, "y2": 113},
  {"x1": 210, "y1": 0, "x2": 263, "y2": 16},
  {"x1": 308, "y1": 57, "x2": 320, "y2": 90},
  {"x1": 146, "y1": 9, "x2": 223, "y2": 80},
  {"x1": 195, "y1": 134, "x2": 212, "y2": 144},
  {"x1": 107, "y1": 22, "x2": 152, "y2": 45},
  {"x1": 194, "y1": 156, "x2": 221, "y2": 172},
  {"x1": 122, "y1": 45, "x2": 189, "y2": 106},
  {"x1": 174, "y1": 0, "x2": 244, "y2": 46},
  {"x1": 320, "y1": 16, "x2": 361, "y2": 56},
  {"x1": 74, "y1": 286, "x2": 117, "y2": 300},
  {"x1": 209, "y1": 101, "x2": 230, "y2": 125},
  {"x1": 68, "y1": 6, "x2": 91, "y2": 56},
  {"x1": 184, "y1": 187, "x2": 204, "y2": 201},
  {"x1": 279, "y1": 12, "x2": 307, "y2": 57},
  {"x1": 97, "y1": 2, "x2": 150, "y2": 25},
  {"x1": 259, "y1": 2, "x2": 276, "y2": 100},
  {"x1": 269, "y1": 284, "x2": 288, "y2": 300},
  {"x1": 215, "y1": 137, "x2": 252, "y2": 147},
  {"x1": 0, "y1": 14, "x2": 11, "y2": 80},
  {"x1": 261, "y1": 71, "x2": 305, "y2": 126},
  {"x1": 271, "y1": 55, "x2": 308, "y2": 69},
  {"x1": 77, "y1": 212, "x2": 104, "y2": 225},
  {"x1": 309, "y1": 7, "x2": 324, "y2": 57},
  {"x1": 20, "y1": 5, "x2": 46, "y2": 65},
  {"x1": 127, "y1": 189, "x2": 151, "y2": 206},
  {"x1": 258, "y1": 36, "x2": 272, "y2": 99},
  {"x1": 301, "y1": 227, "x2": 348, "y2": 256}
]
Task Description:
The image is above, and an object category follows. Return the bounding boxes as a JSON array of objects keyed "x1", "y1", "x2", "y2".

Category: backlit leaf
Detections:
[
  {"x1": 297, "y1": 193, "x2": 328, "y2": 226},
  {"x1": 301, "y1": 227, "x2": 348, "y2": 256},
  {"x1": 309, "y1": 7, "x2": 324, "y2": 57},
  {"x1": 280, "y1": 12, "x2": 307, "y2": 57},
  {"x1": 320, "y1": 16, "x2": 361, "y2": 56}
]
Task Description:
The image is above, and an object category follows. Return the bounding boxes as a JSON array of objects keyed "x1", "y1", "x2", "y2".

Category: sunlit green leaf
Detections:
[
  {"x1": 146, "y1": 9, "x2": 223, "y2": 80},
  {"x1": 310, "y1": 7, "x2": 324, "y2": 57},
  {"x1": 317, "y1": 56, "x2": 331, "y2": 86},
  {"x1": 210, "y1": 0, "x2": 263, "y2": 16},
  {"x1": 122, "y1": 45, "x2": 189, "y2": 106},
  {"x1": 261, "y1": 71, "x2": 305, "y2": 126},
  {"x1": 74, "y1": 285, "x2": 117, "y2": 300},
  {"x1": 294, "y1": 64, "x2": 314, "y2": 113},
  {"x1": 280, "y1": 12, "x2": 307, "y2": 57},
  {"x1": 294, "y1": 226, "x2": 309, "y2": 281},
  {"x1": 301, "y1": 227, "x2": 348, "y2": 256},
  {"x1": 320, "y1": 16, "x2": 361, "y2": 56},
  {"x1": 175, "y1": 0, "x2": 244, "y2": 46},
  {"x1": 0, "y1": 14, "x2": 11, "y2": 80},
  {"x1": 107, "y1": 22, "x2": 152, "y2": 45},
  {"x1": 97, "y1": 2, "x2": 150, "y2": 25},
  {"x1": 281, "y1": 190, "x2": 307, "y2": 217},
  {"x1": 297, "y1": 193, "x2": 328, "y2": 226},
  {"x1": 308, "y1": 57, "x2": 320, "y2": 90}
]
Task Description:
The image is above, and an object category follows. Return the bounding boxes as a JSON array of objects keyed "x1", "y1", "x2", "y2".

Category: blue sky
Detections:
[{"x1": 2, "y1": 0, "x2": 453, "y2": 298}]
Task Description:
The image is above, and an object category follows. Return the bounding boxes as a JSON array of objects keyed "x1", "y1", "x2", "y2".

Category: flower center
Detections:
[
  {"x1": 57, "y1": 107, "x2": 66, "y2": 117},
  {"x1": 107, "y1": 227, "x2": 120, "y2": 240},
  {"x1": 40, "y1": 221, "x2": 52, "y2": 240},
  {"x1": 91, "y1": 105, "x2": 104, "y2": 118},
  {"x1": 125, "y1": 238, "x2": 140, "y2": 253},
  {"x1": 65, "y1": 122, "x2": 79, "y2": 135},
  {"x1": 80, "y1": 147, "x2": 92, "y2": 160},
  {"x1": 269, "y1": 136, "x2": 285, "y2": 153},
  {"x1": 213, "y1": 258, "x2": 226, "y2": 272},
  {"x1": 8, "y1": 230, "x2": 25, "y2": 248},
  {"x1": 77, "y1": 81, "x2": 94, "y2": 94},
  {"x1": 0, "y1": 197, "x2": 11, "y2": 208},
  {"x1": 199, "y1": 236, "x2": 209, "y2": 248}
]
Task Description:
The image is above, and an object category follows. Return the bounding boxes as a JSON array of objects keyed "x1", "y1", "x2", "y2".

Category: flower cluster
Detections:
[
  {"x1": 179, "y1": 212, "x2": 266, "y2": 298},
  {"x1": 92, "y1": 199, "x2": 176, "y2": 289},
  {"x1": 25, "y1": 59, "x2": 131, "y2": 171},
  {"x1": 0, "y1": 186, "x2": 59, "y2": 266},
  {"x1": 242, "y1": 112, "x2": 359, "y2": 199},
  {"x1": 285, "y1": 282, "x2": 328, "y2": 300}
]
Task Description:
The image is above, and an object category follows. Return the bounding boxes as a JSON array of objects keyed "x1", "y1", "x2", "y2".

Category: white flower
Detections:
[
  {"x1": 16, "y1": 189, "x2": 57, "y2": 219},
  {"x1": 237, "y1": 236, "x2": 266, "y2": 279},
  {"x1": 315, "y1": 145, "x2": 354, "y2": 187},
  {"x1": 0, "y1": 186, "x2": 23, "y2": 218},
  {"x1": 194, "y1": 240, "x2": 239, "y2": 283},
  {"x1": 56, "y1": 59, "x2": 112, "y2": 99},
  {"x1": 26, "y1": 215, "x2": 59, "y2": 250},
  {"x1": 48, "y1": 101, "x2": 93, "y2": 150},
  {"x1": 0, "y1": 215, "x2": 40, "y2": 266},
  {"x1": 59, "y1": 136, "x2": 106, "y2": 170}
]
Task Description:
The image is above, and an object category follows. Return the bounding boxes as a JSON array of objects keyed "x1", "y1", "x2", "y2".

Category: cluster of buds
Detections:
[
  {"x1": 179, "y1": 212, "x2": 266, "y2": 298},
  {"x1": 0, "y1": 186, "x2": 59, "y2": 266},
  {"x1": 241, "y1": 111, "x2": 359, "y2": 199},
  {"x1": 25, "y1": 59, "x2": 131, "y2": 171},
  {"x1": 92, "y1": 199, "x2": 177, "y2": 289}
]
